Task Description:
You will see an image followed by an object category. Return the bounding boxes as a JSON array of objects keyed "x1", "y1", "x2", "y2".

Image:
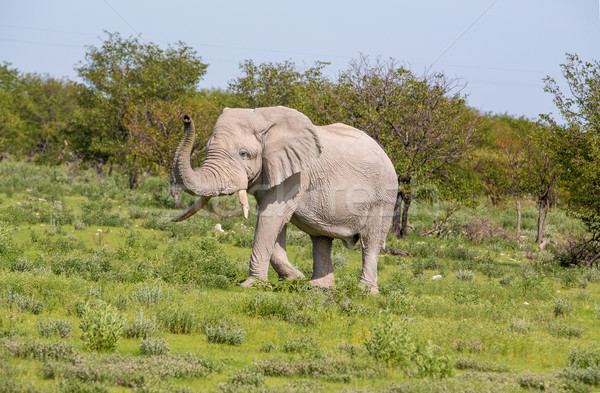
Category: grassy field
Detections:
[{"x1": 0, "y1": 161, "x2": 599, "y2": 393}]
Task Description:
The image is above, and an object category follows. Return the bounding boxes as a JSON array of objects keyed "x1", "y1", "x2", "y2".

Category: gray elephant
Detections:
[{"x1": 171, "y1": 106, "x2": 397, "y2": 293}]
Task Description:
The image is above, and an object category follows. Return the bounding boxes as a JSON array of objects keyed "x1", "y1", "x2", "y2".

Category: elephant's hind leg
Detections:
[
  {"x1": 359, "y1": 205, "x2": 391, "y2": 294},
  {"x1": 270, "y1": 224, "x2": 305, "y2": 280},
  {"x1": 309, "y1": 236, "x2": 334, "y2": 288}
]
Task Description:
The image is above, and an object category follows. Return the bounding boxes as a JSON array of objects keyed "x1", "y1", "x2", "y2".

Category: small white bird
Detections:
[{"x1": 214, "y1": 224, "x2": 225, "y2": 233}]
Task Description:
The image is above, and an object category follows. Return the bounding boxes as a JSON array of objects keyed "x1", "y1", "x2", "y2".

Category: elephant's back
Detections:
[{"x1": 316, "y1": 123, "x2": 396, "y2": 182}]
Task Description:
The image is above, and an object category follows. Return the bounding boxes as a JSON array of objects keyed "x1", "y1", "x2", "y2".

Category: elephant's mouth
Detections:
[{"x1": 171, "y1": 189, "x2": 249, "y2": 222}]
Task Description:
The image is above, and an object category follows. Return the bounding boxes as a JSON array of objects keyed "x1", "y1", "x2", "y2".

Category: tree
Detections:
[
  {"x1": 543, "y1": 53, "x2": 600, "y2": 262},
  {"x1": 521, "y1": 123, "x2": 559, "y2": 244},
  {"x1": 74, "y1": 31, "x2": 207, "y2": 186},
  {"x1": 310, "y1": 56, "x2": 480, "y2": 238}
]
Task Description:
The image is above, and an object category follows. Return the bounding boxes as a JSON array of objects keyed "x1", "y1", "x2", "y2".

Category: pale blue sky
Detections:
[{"x1": 1, "y1": 0, "x2": 598, "y2": 119}]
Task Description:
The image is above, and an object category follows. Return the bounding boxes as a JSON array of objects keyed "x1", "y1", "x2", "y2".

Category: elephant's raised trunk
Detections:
[{"x1": 171, "y1": 115, "x2": 249, "y2": 222}]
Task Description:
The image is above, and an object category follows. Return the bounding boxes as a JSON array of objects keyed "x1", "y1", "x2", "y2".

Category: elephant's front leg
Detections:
[{"x1": 240, "y1": 202, "x2": 296, "y2": 287}]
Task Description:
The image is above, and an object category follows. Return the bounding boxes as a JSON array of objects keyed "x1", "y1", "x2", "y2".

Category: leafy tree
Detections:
[
  {"x1": 0, "y1": 62, "x2": 26, "y2": 158},
  {"x1": 228, "y1": 59, "x2": 329, "y2": 120},
  {"x1": 521, "y1": 123, "x2": 559, "y2": 244},
  {"x1": 544, "y1": 53, "x2": 600, "y2": 262},
  {"x1": 0, "y1": 63, "x2": 80, "y2": 162},
  {"x1": 74, "y1": 31, "x2": 208, "y2": 187}
]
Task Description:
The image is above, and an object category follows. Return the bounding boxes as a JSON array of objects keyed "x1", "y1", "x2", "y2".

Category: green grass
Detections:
[{"x1": 0, "y1": 161, "x2": 598, "y2": 392}]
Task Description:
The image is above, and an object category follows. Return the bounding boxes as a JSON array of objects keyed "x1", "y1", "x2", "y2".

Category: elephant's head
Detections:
[{"x1": 171, "y1": 106, "x2": 322, "y2": 222}]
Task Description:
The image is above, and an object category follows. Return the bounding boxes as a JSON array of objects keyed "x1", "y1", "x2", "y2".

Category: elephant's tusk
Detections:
[
  {"x1": 238, "y1": 189, "x2": 249, "y2": 219},
  {"x1": 171, "y1": 196, "x2": 211, "y2": 222}
]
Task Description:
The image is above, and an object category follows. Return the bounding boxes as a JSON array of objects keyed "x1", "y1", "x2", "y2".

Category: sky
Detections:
[{"x1": 1, "y1": 0, "x2": 599, "y2": 120}]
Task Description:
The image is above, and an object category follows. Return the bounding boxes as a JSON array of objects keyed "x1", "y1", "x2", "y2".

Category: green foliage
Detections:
[
  {"x1": 125, "y1": 308, "x2": 158, "y2": 339},
  {"x1": 413, "y1": 341, "x2": 454, "y2": 378},
  {"x1": 140, "y1": 336, "x2": 170, "y2": 356},
  {"x1": 364, "y1": 313, "x2": 414, "y2": 364},
  {"x1": 158, "y1": 307, "x2": 195, "y2": 334},
  {"x1": 37, "y1": 317, "x2": 73, "y2": 338},
  {"x1": 544, "y1": 53, "x2": 600, "y2": 249},
  {"x1": 79, "y1": 303, "x2": 125, "y2": 351},
  {"x1": 554, "y1": 296, "x2": 573, "y2": 317},
  {"x1": 204, "y1": 322, "x2": 246, "y2": 346},
  {"x1": 226, "y1": 366, "x2": 265, "y2": 387}
]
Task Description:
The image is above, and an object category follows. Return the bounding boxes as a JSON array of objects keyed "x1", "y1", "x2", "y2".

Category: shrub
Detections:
[
  {"x1": 413, "y1": 341, "x2": 454, "y2": 378},
  {"x1": 3, "y1": 289, "x2": 44, "y2": 314},
  {"x1": 454, "y1": 356, "x2": 509, "y2": 372},
  {"x1": 37, "y1": 317, "x2": 73, "y2": 338},
  {"x1": 282, "y1": 337, "x2": 318, "y2": 354},
  {"x1": 517, "y1": 372, "x2": 550, "y2": 390},
  {"x1": 56, "y1": 379, "x2": 110, "y2": 393},
  {"x1": 79, "y1": 303, "x2": 125, "y2": 351},
  {"x1": 205, "y1": 322, "x2": 245, "y2": 346},
  {"x1": 3, "y1": 339, "x2": 77, "y2": 361},
  {"x1": 508, "y1": 318, "x2": 530, "y2": 334},
  {"x1": 554, "y1": 296, "x2": 573, "y2": 317},
  {"x1": 451, "y1": 339, "x2": 486, "y2": 353},
  {"x1": 129, "y1": 284, "x2": 165, "y2": 305},
  {"x1": 455, "y1": 269, "x2": 475, "y2": 281},
  {"x1": 364, "y1": 314, "x2": 414, "y2": 364},
  {"x1": 547, "y1": 322, "x2": 583, "y2": 338},
  {"x1": 140, "y1": 337, "x2": 170, "y2": 356},
  {"x1": 227, "y1": 366, "x2": 265, "y2": 387},
  {"x1": 158, "y1": 308, "x2": 195, "y2": 334},
  {"x1": 499, "y1": 275, "x2": 514, "y2": 286},
  {"x1": 125, "y1": 309, "x2": 158, "y2": 339},
  {"x1": 569, "y1": 347, "x2": 600, "y2": 369},
  {"x1": 332, "y1": 251, "x2": 348, "y2": 269},
  {"x1": 244, "y1": 293, "x2": 294, "y2": 320},
  {"x1": 386, "y1": 291, "x2": 414, "y2": 315}
]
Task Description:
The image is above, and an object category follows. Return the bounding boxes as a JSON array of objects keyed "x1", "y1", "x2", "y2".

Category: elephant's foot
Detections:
[
  {"x1": 359, "y1": 280, "x2": 379, "y2": 294},
  {"x1": 309, "y1": 273, "x2": 335, "y2": 288},
  {"x1": 277, "y1": 268, "x2": 305, "y2": 280}
]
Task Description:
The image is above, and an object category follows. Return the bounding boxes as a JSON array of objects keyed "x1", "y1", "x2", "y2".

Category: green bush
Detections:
[
  {"x1": 282, "y1": 337, "x2": 318, "y2": 354},
  {"x1": 569, "y1": 347, "x2": 600, "y2": 369},
  {"x1": 554, "y1": 296, "x2": 573, "y2": 317},
  {"x1": 3, "y1": 289, "x2": 44, "y2": 314},
  {"x1": 244, "y1": 293, "x2": 294, "y2": 320},
  {"x1": 413, "y1": 341, "x2": 454, "y2": 378},
  {"x1": 125, "y1": 308, "x2": 158, "y2": 339},
  {"x1": 79, "y1": 303, "x2": 125, "y2": 351},
  {"x1": 140, "y1": 336, "x2": 170, "y2": 355},
  {"x1": 158, "y1": 307, "x2": 196, "y2": 334},
  {"x1": 454, "y1": 269, "x2": 475, "y2": 281},
  {"x1": 364, "y1": 314, "x2": 414, "y2": 364},
  {"x1": 205, "y1": 322, "x2": 245, "y2": 346},
  {"x1": 227, "y1": 366, "x2": 265, "y2": 387},
  {"x1": 37, "y1": 317, "x2": 73, "y2": 338}
]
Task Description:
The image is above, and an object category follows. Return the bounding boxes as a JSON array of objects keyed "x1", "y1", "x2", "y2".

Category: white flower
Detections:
[
  {"x1": 431, "y1": 275, "x2": 443, "y2": 280},
  {"x1": 214, "y1": 224, "x2": 225, "y2": 233},
  {"x1": 523, "y1": 302, "x2": 529, "y2": 305},
  {"x1": 97, "y1": 229, "x2": 102, "y2": 233}
]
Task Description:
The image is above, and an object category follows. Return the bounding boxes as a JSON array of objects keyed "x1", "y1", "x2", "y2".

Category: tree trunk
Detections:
[
  {"x1": 128, "y1": 170, "x2": 140, "y2": 189},
  {"x1": 169, "y1": 171, "x2": 182, "y2": 209},
  {"x1": 392, "y1": 192, "x2": 403, "y2": 238},
  {"x1": 536, "y1": 197, "x2": 549, "y2": 244},
  {"x1": 541, "y1": 198, "x2": 549, "y2": 241},
  {"x1": 96, "y1": 158, "x2": 104, "y2": 179},
  {"x1": 516, "y1": 199, "x2": 521, "y2": 242},
  {"x1": 400, "y1": 193, "x2": 412, "y2": 238}
]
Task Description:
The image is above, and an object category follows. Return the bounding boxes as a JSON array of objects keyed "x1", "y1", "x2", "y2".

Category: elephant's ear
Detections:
[{"x1": 257, "y1": 107, "x2": 322, "y2": 188}]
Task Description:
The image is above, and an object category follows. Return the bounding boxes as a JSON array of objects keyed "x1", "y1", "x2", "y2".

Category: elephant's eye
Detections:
[{"x1": 239, "y1": 149, "x2": 249, "y2": 159}]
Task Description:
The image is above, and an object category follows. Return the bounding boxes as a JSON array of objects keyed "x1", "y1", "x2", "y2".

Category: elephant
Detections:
[{"x1": 171, "y1": 106, "x2": 397, "y2": 293}]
